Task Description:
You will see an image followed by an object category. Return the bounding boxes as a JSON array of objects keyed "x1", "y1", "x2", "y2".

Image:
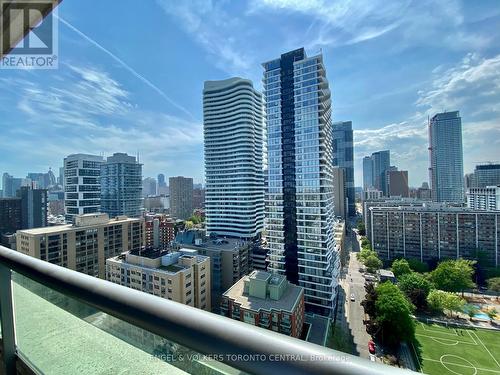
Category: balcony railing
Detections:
[{"x1": 0, "y1": 246, "x2": 414, "y2": 375}]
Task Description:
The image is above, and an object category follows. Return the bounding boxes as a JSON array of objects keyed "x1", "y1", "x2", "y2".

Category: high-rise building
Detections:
[
  {"x1": 362, "y1": 156, "x2": 373, "y2": 190},
  {"x1": 101, "y1": 153, "x2": 143, "y2": 218},
  {"x1": 192, "y1": 187, "x2": 205, "y2": 210},
  {"x1": 332, "y1": 167, "x2": 346, "y2": 218},
  {"x1": 468, "y1": 164, "x2": 500, "y2": 188},
  {"x1": 142, "y1": 177, "x2": 157, "y2": 197},
  {"x1": 203, "y1": 78, "x2": 265, "y2": 239},
  {"x1": 157, "y1": 173, "x2": 168, "y2": 195},
  {"x1": 429, "y1": 111, "x2": 464, "y2": 203},
  {"x1": 386, "y1": 170, "x2": 409, "y2": 198},
  {"x1": 2, "y1": 173, "x2": 24, "y2": 198},
  {"x1": 63, "y1": 154, "x2": 104, "y2": 223},
  {"x1": 106, "y1": 248, "x2": 211, "y2": 311},
  {"x1": 17, "y1": 186, "x2": 47, "y2": 229},
  {"x1": 263, "y1": 48, "x2": 338, "y2": 317},
  {"x1": 58, "y1": 166, "x2": 64, "y2": 186},
  {"x1": 371, "y1": 150, "x2": 390, "y2": 196},
  {"x1": 169, "y1": 176, "x2": 193, "y2": 220},
  {"x1": 0, "y1": 198, "x2": 21, "y2": 234},
  {"x1": 466, "y1": 186, "x2": 500, "y2": 211},
  {"x1": 221, "y1": 270, "x2": 305, "y2": 338},
  {"x1": 368, "y1": 205, "x2": 499, "y2": 267},
  {"x1": 332, "y1": 121, "x2": 355, "y2": 216},
  {"x1": 16, "y1": 213, "x2": 144, "y2": 278}
]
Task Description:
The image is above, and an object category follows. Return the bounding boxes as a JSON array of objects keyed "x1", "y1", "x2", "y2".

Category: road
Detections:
[{"x1": 336, "y1": 222, "x2": 373, "y2": 359}]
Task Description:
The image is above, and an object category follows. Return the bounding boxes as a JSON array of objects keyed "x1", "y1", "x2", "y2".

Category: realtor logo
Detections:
[{"x1": 1, "y1": 0, "x2": 58, "y2": 69}]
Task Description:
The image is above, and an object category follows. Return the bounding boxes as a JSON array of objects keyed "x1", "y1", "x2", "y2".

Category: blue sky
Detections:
[{"x1": 1, "y1": 0, "x2": 499, "y2": 187}]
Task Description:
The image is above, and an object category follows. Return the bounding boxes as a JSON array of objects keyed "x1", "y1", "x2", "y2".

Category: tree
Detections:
[
  {"x1": 486, "y1": 308, "x2": 497, "y2": 321},
  {"x1": 430, "y1": 259, "x2": 476, "y2": 295},
  {"x1": 362, "y1": 282, "x2": 377, "y2": 317},
  {"x1": 357, "y1": 220, "x2": 366, "y2": 236},
  {"x1": 365, "y1": 254, "x2": 383, "y2": 274},
  {"x1": 361, "y1": 237, "x2": 371, "y2": 250},
  {"x1": 467, "y1": 306, "x2": 479, "y2": 321},
  {"x1": 392, "y1": 259, "x2": 412, "y2": 278},
  {"x1": 375, "y1": 282, "x2": 415, "y2": 346},
  {"x1": 398, "y1": 272, "x2": 433, "y2": 310},
  {"x1": 427, "y1": 290, "x2": 465, "y2": 316},
  {"x1": 427, "y1": 290, "x2": 446, "y2": 313},
  {"x1": 356, "y1": 248, "x2": 376, "y2": 262},
  {"x1": 407, "y1": 258, "x2": 429, "y2": 273},
  {"x1": 487, "y1": 277, "x2": 500, "y2": 292},
  {"x1": 442, "y1": 293, "x2": 466, "y2": 317}
]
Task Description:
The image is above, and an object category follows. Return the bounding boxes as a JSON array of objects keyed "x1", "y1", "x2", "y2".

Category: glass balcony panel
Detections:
[{"x1": 12, "y1": 272, "x2": 245, "y2": 375}]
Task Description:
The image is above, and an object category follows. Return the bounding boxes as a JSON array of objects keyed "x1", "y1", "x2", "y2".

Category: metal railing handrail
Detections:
[{"x1": 0, "y1": 246, "x2": 413, "y2": 375}]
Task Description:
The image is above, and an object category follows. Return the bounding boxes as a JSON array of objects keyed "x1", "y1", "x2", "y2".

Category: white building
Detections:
[
  {"x1": 203, "y1": 78, "x2": 265, "y2": 239},
  {"x1": 467, "y1": 186, "x2": 500, "y2": 211},
  {"x1": 63, "y1": 154, "x2": 104, "y2": 223}
]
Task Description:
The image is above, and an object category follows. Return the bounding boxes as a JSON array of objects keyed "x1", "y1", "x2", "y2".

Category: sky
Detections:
[{"x1": 1, "y1": 0, "x2": 499, "y2": 187}]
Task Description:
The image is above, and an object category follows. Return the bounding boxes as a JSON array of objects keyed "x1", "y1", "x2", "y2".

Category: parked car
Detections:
[
  {"x1": 350, "y1": 293, "x2": 355, "y2": 301},
  {"x1": 368, "y1": 340, "x2": 376, "y2": 355}
]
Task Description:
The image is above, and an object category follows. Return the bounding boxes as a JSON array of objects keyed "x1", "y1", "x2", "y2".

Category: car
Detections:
[
  {"x1": 350, "y1": 293, "x2": 355, "y2": 301},
  {"x1": 368, "y1": 340, "x2": 376, "y2": 354}
]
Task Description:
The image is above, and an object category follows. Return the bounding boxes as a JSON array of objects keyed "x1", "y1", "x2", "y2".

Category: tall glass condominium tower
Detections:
[
  {"x1": 100, "y1": 153, "x2": 143, "y2": 218},
  {"x1": 263, "y1": 48, "x2": 339, "y2": 317},
  {"x1": 203, "y1": 78, "x2": 265, "y2": 239},
  {"x1": 429, "y1": 111, "x2": 464, "y2": 203},
  {"x1": 332, "y1": 121, "x2": 355, "y2": 216}
]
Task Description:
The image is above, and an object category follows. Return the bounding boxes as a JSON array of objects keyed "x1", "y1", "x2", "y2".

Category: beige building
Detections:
[
  {"x1": 106, "y1": 248, "x2": 210, "y2": 311},
  {"x1": 221, "y1": 271, "x2": 304, "y2": 338},
  {"x1": 16, "y1": 213, "x2": 144, "y2": 278}
]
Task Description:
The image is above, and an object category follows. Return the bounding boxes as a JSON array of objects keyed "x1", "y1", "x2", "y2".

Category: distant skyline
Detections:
[{"x1": 1, "y1": 0, "x2": 499, "y2": 187}]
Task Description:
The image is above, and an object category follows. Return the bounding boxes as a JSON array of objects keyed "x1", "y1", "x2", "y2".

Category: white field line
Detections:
[
  {"x1": 415, "y1": 332, "x2": 477, "y2": 346},
  {"x1": 471, "y1": 331, "x2": 500, "y2": 369},
  {"x1": 421, "y1": 357, "x2": 500, "y2": 374}
]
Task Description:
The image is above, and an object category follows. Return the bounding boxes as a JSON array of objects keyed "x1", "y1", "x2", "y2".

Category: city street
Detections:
[{"x1": 336, "y1": 221, "x2": 373, "y2": 359}]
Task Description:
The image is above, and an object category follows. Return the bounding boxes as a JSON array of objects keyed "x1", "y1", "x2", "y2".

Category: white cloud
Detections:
[
  {"x1": 2, "y1": 65, "x2": 204, "y2": 180},
  {"x1": 156, "y1": 0, "x2": 255, "y2": 78},
  {"x1": 354, "y1": 53, "x2": 500, "y2": 186}
]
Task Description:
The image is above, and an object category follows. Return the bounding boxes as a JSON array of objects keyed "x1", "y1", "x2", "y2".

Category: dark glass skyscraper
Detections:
[
  {"x1": 263, "y1": 48, "x2": 339, "y2": 317},
  {"x1": 333, "y1": 121, "x2": 354, "y2": 216}
]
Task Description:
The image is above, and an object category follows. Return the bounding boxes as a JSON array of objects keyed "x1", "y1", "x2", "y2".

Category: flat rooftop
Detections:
[
  {"x1": 17, "y1": 216, "x2": 139, "y2": 235},
  {"x1": 183, "y1": 237, "x2": 251, "y2": 252},
  {"x1": 224, "y1": 275, "x2": 302, "y2": 313}
]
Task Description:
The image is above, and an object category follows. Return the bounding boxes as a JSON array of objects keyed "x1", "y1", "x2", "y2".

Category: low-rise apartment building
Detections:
[
  {"x1": 466, "y1": 186, "x2": 500, "y2": 211},
  {"x1": 16, "y1": 213, "x2": 144, "y2": 278},
  {"x1": 369, "y1": 205, "x2": 500, "y2": 267},
  {"x1": 221, "y1": 270, "x2": 304, "y2": 338},
  {"x1": 144, "y1": 213, "x2": 175, "y2": 249},
  {"x1": 106, "y1": 248, "x2": 210, "y2": 311}
]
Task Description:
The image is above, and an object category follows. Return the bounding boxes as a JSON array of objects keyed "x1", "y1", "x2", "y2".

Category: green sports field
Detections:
[{"x1": 412, "y1": 322, "x2": 500, "y2": 375}]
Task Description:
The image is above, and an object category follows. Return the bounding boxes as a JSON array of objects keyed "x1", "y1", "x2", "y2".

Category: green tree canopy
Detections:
[
  {"x1": 398, "y1": 272, "x2": 433, "y2": 310},
  {"x1": 392, "y1": 259, "x2": 412, "y2": 278},
  {"x1": 375, "y1": 282, "x2": 415, "y2": 346},
  {"x1": 356, "y1": 248, "x2": 376, "y2": 262},
  {"x1": 362, "y1": 282, "x2": 377, "y2": 317},
  {"x1": 357, "y1": 220, "x2": 366, "y2": 236},
  {"x1": 407, "y1": 258, "x2": 429, "y2": 273},
  {"x1": 430, "y1": 259, "x2": 476, "y2": 294},
  {"x1": 365, "y1": 254, "x2": 383, "y2": 273},
  {"x1": 487, "y1": 277, "x2": 500, "y2": 292},
  {"x1": 427, "y1": 290, "x2": 465, "y2": 316}
]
